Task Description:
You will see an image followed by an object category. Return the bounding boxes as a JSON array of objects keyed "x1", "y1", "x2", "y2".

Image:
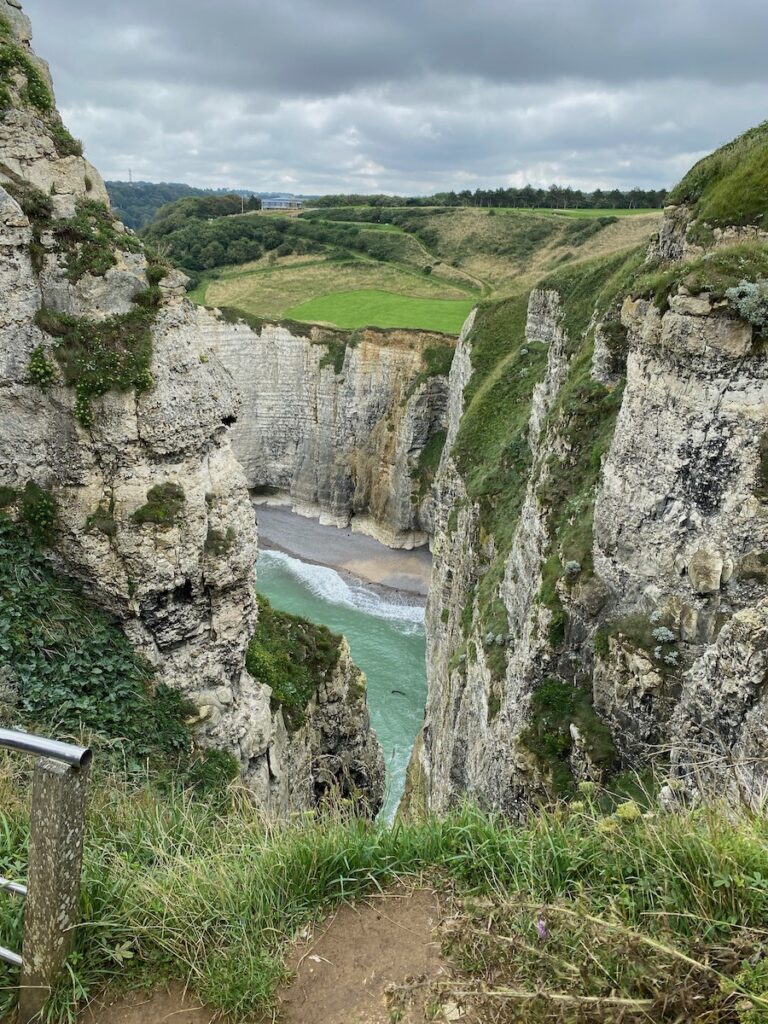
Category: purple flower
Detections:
[{"x1": 536, "y1": 916, "x2": 549, "y2": 940}]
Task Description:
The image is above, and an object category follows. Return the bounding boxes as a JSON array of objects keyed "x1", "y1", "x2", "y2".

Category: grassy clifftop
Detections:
[{"x1": 668, "y1": 121, "x2": 768, "y2": 229}]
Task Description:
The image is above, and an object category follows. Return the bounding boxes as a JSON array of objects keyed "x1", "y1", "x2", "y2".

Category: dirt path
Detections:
[
  {"x1": 80, "y1": 888, "x2": 450, "y2": 1024},
  {"x1": 79, "y1": 985, "x2": 215, "y2": 1024},
  {"x1": 278, "y1": 886, "x2": 446, "y2": 1024}
]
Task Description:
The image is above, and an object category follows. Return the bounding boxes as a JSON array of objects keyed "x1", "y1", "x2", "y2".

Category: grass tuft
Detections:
[{"x1": 0, "y1": 774, "x2": 766, "y2": 1022}]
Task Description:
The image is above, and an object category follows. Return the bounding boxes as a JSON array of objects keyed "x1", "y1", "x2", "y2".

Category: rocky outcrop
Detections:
[
  {"x1": 0, "y1": 1, "x2": 383, "y2": 814},
  {"x1": 268, "y1": 638, "x2": 385, "y2": 815},
  {"x1": 647, "y1": 203, "x2": 768, "y2": 264},
  {"x1": 592, "y1": 284, "x2": 768, "y2": 795},
  {"x1": 0, "y1": 1, "x2": 108, "y2": 218},
  {"x1": 207, "y1": 315, "x2": 453, "y2": 549},
  {"x1": 409, "y1": 211, "x2": 768, "y2": 814}
]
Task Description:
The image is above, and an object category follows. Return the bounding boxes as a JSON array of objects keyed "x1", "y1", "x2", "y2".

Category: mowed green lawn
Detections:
[{"x1": 286, "y1": 289, "x2": 475, "y2": 334}]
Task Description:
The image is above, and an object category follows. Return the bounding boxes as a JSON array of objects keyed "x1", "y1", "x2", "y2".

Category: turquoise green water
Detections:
[{"x1": 256, "y1": 550, "x2": 427, "y2": 819}]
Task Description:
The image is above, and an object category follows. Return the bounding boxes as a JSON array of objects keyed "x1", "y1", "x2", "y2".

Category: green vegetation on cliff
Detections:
[
  {"x1": 246, "y1": 595, "x2": 342, "y2": 730},
  {"x1": 0, "y1": 13, "x2": 51, "y2": 113},
  {"x1": 50, "y1": 199, "x2": 143, "y2": 282},
  {"x1": 634, "y1": 241, "x2": 768, "y2": 314},
  {"x1": 449, "y1": 249, "x2": 639, "y2": 679},
  {"x1": 668, "y1": 121, "x2": 768, "y2": 229},
  {"x1": 0, "y1": 516, "x2": 191, "y2": 767},
  {"x1": 34, "y1": 303, "x2": 156, "y2": 427},
  {"x1": 0, "y1": 14, "x2": 82, "y2": 155}
]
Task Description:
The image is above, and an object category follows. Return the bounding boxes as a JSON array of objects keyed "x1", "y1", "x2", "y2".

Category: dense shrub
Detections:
[{"x1": 246, "y1": 596, "x2": 341, "y2": 730}]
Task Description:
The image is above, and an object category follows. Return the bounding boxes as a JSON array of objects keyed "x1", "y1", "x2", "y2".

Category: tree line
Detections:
[
  {"x1": 310, "y1": 185, "x2": 667, "y2": 210},
  {"x1": 142, "y1": 195, "x2": 370, "y2": 276}
]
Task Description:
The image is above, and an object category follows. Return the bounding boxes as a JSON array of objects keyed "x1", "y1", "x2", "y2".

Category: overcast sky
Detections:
[{"x1": 22, "y1": 0, "x2": 768, "y2": 196}]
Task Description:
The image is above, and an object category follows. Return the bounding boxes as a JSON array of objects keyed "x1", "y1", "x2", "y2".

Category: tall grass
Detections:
[{"x1": 0, "y1": 766, "x2": 767, "y2": 1021}]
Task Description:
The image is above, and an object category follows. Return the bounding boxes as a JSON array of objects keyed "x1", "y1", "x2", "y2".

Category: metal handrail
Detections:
[
  {"x1": 0, "y1": 728, "x2": 92, "y2": 769},
  {"x1": 0, "y1": 727, "x2": 92, "y2": 1022},
  {"x1": 0, "y1": 877, "x2": 27, "y2": 897},
  {"x1": 0, "y1": 946, "x2": 21, "y2": 968}
]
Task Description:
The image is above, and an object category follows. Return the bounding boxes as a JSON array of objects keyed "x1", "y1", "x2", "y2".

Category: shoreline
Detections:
[{"x1": 254, "y1": 503, "x2": 432, "y2": 603}]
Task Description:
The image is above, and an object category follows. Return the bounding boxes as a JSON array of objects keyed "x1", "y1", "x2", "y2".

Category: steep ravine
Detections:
[{"x1": 0, "y1": 0, "x2": 383, "y2": 815}]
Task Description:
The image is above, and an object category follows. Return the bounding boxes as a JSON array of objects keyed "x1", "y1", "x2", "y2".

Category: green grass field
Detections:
[
  {"x1": 286, "y1": 289, "x2": 475, "y2": 333},
  {"x1": 186, "y1": 206, "x2": 660, "y2": 334}
]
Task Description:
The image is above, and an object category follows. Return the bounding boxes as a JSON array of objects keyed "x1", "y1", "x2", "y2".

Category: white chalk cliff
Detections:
[{"x1": 0, "y1": 0, "x2": 383, "y2": 814}]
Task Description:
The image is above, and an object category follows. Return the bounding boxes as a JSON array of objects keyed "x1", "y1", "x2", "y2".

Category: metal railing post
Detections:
[{"x1": 17, "y1": 757, "x2": 91, "y2": 1024}]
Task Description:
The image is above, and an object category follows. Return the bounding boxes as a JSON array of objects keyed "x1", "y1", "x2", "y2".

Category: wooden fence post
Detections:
[{"x1": 17, "y1": 757, "x2": 90, "y2": 1024}]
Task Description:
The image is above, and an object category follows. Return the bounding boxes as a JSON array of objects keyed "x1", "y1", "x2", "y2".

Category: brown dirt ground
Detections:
[
  {"x1": 277, "y1": 885, "x2": 447, "y2": 1024},
  {"x1": 78, "y1": 984, "x2": 216, "y2": 1024},
  {"x1": 77, "y1": 887, "x2": 453, "y2": 1024}
]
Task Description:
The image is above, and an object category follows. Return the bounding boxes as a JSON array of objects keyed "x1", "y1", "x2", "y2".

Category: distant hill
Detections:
[
  {"x1": 106, "y1": 182, "x2": 215, "y2": 230},
  {"x1": 106, "y1": 181, "x2": 288, "y2": 230}
]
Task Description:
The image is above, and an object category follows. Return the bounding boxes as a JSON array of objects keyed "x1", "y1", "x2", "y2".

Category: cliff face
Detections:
[
  {"x1": 208, "y1": 316, "x2": 452, "y2": 549},
  {"x1": 0, "y1": 0, "x2": 383, "y2": 814},
  {"x1": 594, "y1": 287, "x2": 768, "y2": 797},
  {"x1": 408, "y1": 201, "x2": 768, "y2": 814}
]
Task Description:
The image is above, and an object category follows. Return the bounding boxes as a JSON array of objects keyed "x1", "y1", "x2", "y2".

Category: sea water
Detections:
[{"x1": 256, "y1": 549, "x2": 427, "y2": 819}]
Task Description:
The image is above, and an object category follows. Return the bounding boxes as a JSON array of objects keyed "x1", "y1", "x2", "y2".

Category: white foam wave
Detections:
[{"x1": 259, "y1": 550, "x2": 425, "y2": 629}]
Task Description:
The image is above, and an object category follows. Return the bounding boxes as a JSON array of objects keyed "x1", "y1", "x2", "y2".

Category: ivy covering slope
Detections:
[{"x1": 0, "y1": 516, "x2": 191, "y2": 768}]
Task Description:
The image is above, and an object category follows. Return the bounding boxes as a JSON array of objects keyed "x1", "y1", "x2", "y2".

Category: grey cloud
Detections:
[{"x1": 20, "y1": 0, "x2": 768, "y2": 194}]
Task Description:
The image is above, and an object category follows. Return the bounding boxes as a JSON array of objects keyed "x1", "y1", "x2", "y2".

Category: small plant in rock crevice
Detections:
[
  {"x1": 204, "y1": 527, "x2": 236, "y2": 557},
  {"x1": 35, "y1": 303, "x2": 156, "y2": 427},
  {"x1": 19, "y1": 481, "x2": 57, "y2": 545},
  {"x1": 27, "y1": 345, "x2": 57, "y2": 390},
  {"x1": 520, "y1": 677, "x2": 616, "y2": 795},
  {"x1": 86, "y1": 501, "x2": 117, "y2": 538},
  {"x1": 594, "y1": 611, "x2": 681, "y2": 674},
  {"x1": 133, "y1": 483, "x2": 186, "y2": 528},
  {"x1": 726, "y1": 279, "x2": 768, "y2": 333}
]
